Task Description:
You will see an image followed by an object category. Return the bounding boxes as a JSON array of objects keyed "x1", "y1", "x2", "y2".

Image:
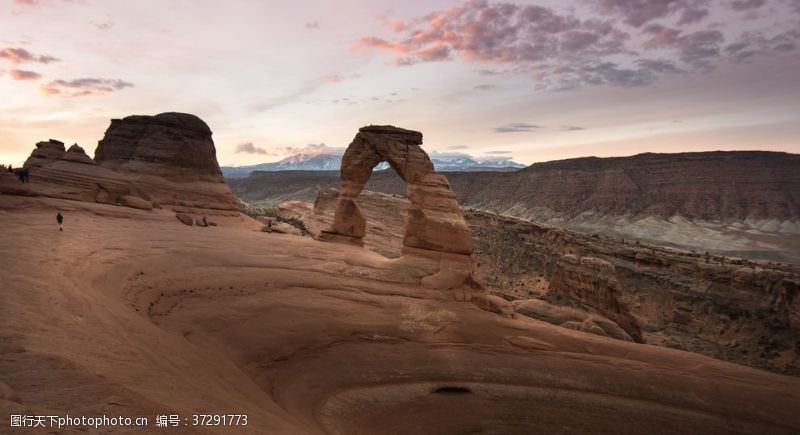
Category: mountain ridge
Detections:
[{"x1": 222, "y1": 151, "x2": 524, "y2": 177}]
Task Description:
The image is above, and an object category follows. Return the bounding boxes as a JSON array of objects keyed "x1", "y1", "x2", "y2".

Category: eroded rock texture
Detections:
[
  {"x1": 93, "y1": 112, "x2": 238, "y2": 215},
  {"x1": 23, "y1": 139, "x2": 67, "y2": 168},
  {"x1": 292, "y1": 191, "x2": 800, "y2": 374},
  {"x1": 547, "y1": 255, "x2": 642, "y2": 342},
  {"x1": 18, "y1": 138, "x2": 147, "y2": 206},
  {"x1": 62, "y1": 144, "x2": 96, "y2": 165},
  {"x1": 95, "y1": 112, "x2": 222, "y2": 181},
  {"x1": 320, "y1": 125, "x2": 480, "y2": 291},
  {"x1": 3, "y1": 113, "x2": 240, "y2": 218}
]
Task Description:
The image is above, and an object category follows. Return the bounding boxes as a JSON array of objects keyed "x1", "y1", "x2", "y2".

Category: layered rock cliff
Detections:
[
  {"x1": 229, "y1": 151, "x2": 800, "y2": 263},
  {"x1": 3, "y1": 112, "x2": 239, "y2": 218},
  {"x1": 546, "y1": 254, "x2": 642, "y2": 342},
  {"x1": 93, "y1": 112, "x2": 238, "y2": 214},
  {"x1": 95, "y1": 112, "x2": 224, "y2": 182}
]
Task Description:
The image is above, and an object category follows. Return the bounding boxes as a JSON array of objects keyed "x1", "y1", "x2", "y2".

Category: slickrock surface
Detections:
[
  {"x1": 319, "y1": 125, "x2": 480, "y2": 292},
  {"x1": 2, "y1": 195, "x2": 800, "y2": 434},
  {"x1": 297, "y1": 188, "x2": 800, "y2": 375},
  {"x1": 0, "y1": 168, "x2": 33, "y2": 196}
]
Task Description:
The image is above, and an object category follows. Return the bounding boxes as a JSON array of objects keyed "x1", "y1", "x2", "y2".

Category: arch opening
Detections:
[{"x1": 317, "y1": 125, "x2": 482, "y2": 292}]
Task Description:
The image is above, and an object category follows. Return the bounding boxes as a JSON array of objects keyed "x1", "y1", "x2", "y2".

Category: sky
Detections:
[{"x1": 0, "y1": 0, "x2": 799, "y2": 167}]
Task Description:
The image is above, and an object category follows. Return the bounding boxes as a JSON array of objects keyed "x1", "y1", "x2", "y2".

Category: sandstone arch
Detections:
[{"x1": 319, "y1": 125, "x2": 482, "y2": 291}]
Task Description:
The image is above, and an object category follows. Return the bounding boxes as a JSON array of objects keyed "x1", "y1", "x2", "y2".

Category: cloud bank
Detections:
[{"x1": 353, "y1": 0, "x2": 800, "y2": 90}]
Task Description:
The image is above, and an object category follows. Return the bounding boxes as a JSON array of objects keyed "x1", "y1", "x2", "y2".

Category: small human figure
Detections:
[
  {"x1": 267, "y1": 219, "x2": 273, "y2": 233},
  {"x1": 22, "y1": 168, "x2": 29, "y2": 183},
  {"x1": 7, "y1": 165, "x2": 12, "y2": 174},
  {"x1": 202, "y1": 216, "x2": 208, "y2": 226},
  {"x1": 56, "y1": 211, "x2": 63, "y2": 232}
]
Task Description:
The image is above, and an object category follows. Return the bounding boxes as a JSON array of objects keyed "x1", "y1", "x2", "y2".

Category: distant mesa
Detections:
[
  {"x1": 319, "y1": 125, "x2": 484, "y2": 294},
  {"x1": 230, "y1": 149, "x2": 800, "y2": 264},
  {"x1": 3, "y1": 112, "x2": 239, "y2": 218}
]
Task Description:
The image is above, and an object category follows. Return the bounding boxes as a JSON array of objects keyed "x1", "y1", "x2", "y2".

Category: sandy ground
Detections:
[{"x1": 2, "y1": 196, "x2": 800, "y2": 434}]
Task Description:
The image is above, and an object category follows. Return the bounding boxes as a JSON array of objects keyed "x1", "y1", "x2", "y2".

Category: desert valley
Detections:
[
  {"x1": 1, "y1": 112, "x2": 799, "y2": 434},
  {"x1": 3, "y1": 0, "x2": 800, "y2": 433}
]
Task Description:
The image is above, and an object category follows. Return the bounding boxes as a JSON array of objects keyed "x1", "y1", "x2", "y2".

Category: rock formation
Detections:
[
  {"x1": 293, "y1": 189, "x2": 800, "y2": 375},
  {"x1": 229, "y1": 151, "x2": 800, "y2": 264},
  {"x1": 17, "y1": 138, "x2": 148, "y2": 206},
  {"x1": 512, "y1": 299, "x2": 634, "y2": 341},
  {"x1": 775, "y1": 276, "x2": 800, "y2": 332},
  {"x1": 23, "y1": 139, "x2": 67, "y2": 168},
  {"x1": 4, "y1": 197, "x2": 800, "y2": 434},
  {"x1": 61, "y1": 144, "x2": 96, "y2": 165},
  {"x1": 319, "y1": 125, "x2": 481, "y2": 292},
  {"x1": 95, "y1": 112, "x2": 224, "y2": 182},
  {"x1": 3, "y1": 112, "x2": 240, "y2": 219},
  {"x1": 93, "y1": 112, "x2": 239, "y2": 215},
  {"x1": 547, "y1": 255, "x2": 642, "y2": 342},
  {"x1": 175, "y1": 213, "x2": 195, "y2": 226}
]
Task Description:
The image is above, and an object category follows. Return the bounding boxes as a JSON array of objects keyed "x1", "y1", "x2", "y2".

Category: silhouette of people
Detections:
[
  {"x1": 16, "y1": 168, "x2": 29, "y2": 183},
  {"x1": 56, "y1": 211, "x2": 63, "y2": 232},
  {"x1": 7, "y1": 165, "x2": 12, "y2": 174}
]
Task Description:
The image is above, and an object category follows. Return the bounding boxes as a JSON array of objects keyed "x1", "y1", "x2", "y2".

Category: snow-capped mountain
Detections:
[
  {"x1": 222, "y1": 153, "x2": 342, "y2": 177},
  {"x1": 222, "y1": 151, "x2": 524, "y2": 178},
  {"x1": 430, "y1": 156, "x2": 526, "y2": 171},
  {"x1": 270, "y1": 153, "x2": 343, "y2": 171}
]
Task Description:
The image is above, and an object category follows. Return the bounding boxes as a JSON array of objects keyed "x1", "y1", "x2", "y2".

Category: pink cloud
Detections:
[
  {"x1": 40, "y1": 77, "x2": 134, "y2": 97},
  {"x1": 351, "y1": 36, "x2": 411, "y2": 54},
  {"x1": 282, "y1": 143, "x2": 343, "y2": 156},
  {"x1": 9, "y1": 69, "x2": 41, "y2": 80},
  {"x1": 0, "y1": 47, "x2": 59, "y2": 64},
  {"x1": 13, "y1": 0, "x2": 77, "y2": 6},
  {"x1": 352, "y1": 0, "x2": 799, "y2": 90},
  {"x1": 235, "y1": 142, "x2": 268, "y2": 155},
  {"x1": 392, "y1": 19, "x2": 407, "y2": 32}
]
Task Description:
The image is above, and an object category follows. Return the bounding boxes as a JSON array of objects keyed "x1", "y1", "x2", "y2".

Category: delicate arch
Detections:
[{"x1": 321, "y1": 125, "x2": 474, "y2": 256}]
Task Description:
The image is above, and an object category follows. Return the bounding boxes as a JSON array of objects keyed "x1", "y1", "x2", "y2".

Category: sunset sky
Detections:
[{"x1": 1, "y1": 0, "x2": 798, "y2": 167}]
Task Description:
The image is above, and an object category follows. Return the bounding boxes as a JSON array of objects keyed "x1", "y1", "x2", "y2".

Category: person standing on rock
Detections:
[{"x1": 56, "y1": 211, "x2": 63, "y2": 232}]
